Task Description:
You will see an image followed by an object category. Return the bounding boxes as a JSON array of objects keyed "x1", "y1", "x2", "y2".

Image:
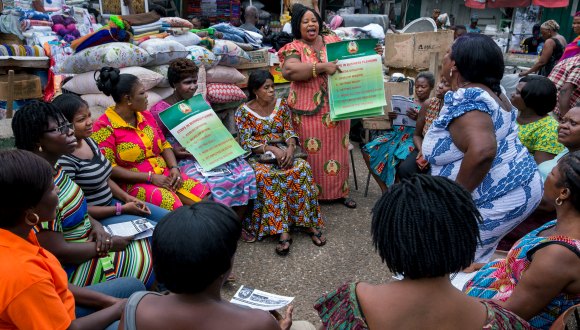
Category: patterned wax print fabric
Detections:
[
  {"x1": 149, "y1": 100, "x2": 257, "y2": 207},
  {"x1": 422, "y1": 87, "x2": 543, "y2": 262},
  {"x1": 362, "y1": 125, "x2": 415, "y2": 186},
  {"x1": 315, "y1": 282, "x2": 533, "y2": 330},
  {"x1": 548, "y1": 55, "x2": 580, "y2": 118},
  {"x1": 35, "y1": 166, "x2": 155, "y2": 288},
  {"x1": 464, "y1": 220, "x2": 580, "y2": 329},
  {"x1": 278, "y1": 35, "x2": 351, "y2": 200},
  {"x1": 92, "y1": 107, "x2": 209, "y2": 211},
  {"x1": 423, "y1": 97, "x2": 443, "y2": 136},
  {"x1": 518, "y1": 116, "x2": 564, "y2": 156},
  {"x1": 235, "y1": 99, "x2": 323, "y2": 239}
]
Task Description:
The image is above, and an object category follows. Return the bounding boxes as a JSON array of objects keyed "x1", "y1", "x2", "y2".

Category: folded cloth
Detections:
[
  {"x1": 27, "y1": 19, "x2": 53, "y2": 26},
  {"x1": 243, "y1": 30, "x2": 262, "y2": 48},
  {"x1": 121, "y1": 11, "x2": 160, "y2": 26},
  {"x1": 161, "y1": 17, "x2": 193, "y2": 29},
  {"x1": 212, "y1": 23, "x2": 246, "y2": 39},
  {"x1": 133, "y1": 31, "x2": 168, "y2": 43},
  {"x1": 18, "y1": 9, "x2": 50, "y2": 20},
  {"x1": 232, "y1": 41, "x2": 253, "y2": 51},
  {"x1": 71, "y1": 21, "x2": 132, "y2": 52}
]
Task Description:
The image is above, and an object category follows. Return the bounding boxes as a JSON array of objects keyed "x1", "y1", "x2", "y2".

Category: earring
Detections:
[
  {"x1": 38, "y1": 146, "x2": 43, "y2": 153},
  {"x1": 449, "y1": 69, "x2": 453, "y2": 78},
  {"x1": 128, "y1": 102, "x2": 132, "y2": 106},
  {"x1": 25, "y1": 213, "x2": 40, "y2": 226},
  {"x1": 555, "y1": 197, "x2": 563, "y2": 206}
]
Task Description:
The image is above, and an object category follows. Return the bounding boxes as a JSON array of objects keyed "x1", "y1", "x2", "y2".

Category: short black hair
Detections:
[
  {"x1": 149, "y1": 4, "x2": 166, "y2": 17},
  {"x1": 451, "y1": 33, "x2": 504, "y2": 96},
  {"x1": 152, "y1": 202, "x2": 241, "y2": 294},
  {"x1": 290, "y1": 4, "x2": 322, "y2": 40},
  {"x1": 557, "y1": 151, "x2": 580, "y2": 212},
  {"x1": 371, "y1": 175, "x2": 482, "y2": 279},
  {"x1": 12, "y1": 100, "x2": 67, "y2": 151},
  {"x1": 247, "y1": 69, "x2": 274, "y2": 101},
  {"x1": 416, "y1": 71, "x2": 435, "y2": 89},
  {"x1": 518, "y1": 75, "x2": 557, "y2": 116},
  {"x1": 52, "y1": 93, "x2": 89, "y2": 123},
  {"x1": 167, "y1": 58, "x2": 198, "y2": 88},
  {"x1": 0, "y1": 149, "x2": 53, "y2": 228},
  {"x1": 95, "y1": 67, "x2": 140, "y2": 103}
]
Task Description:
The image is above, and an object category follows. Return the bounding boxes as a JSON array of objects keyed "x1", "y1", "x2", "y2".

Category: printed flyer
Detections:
[
  {"x1": 326, "y1": 38, "x2": 386, "y2": 120},
  {"x1": 159, "y1": 94, "x2": 246, "y2": 171}
]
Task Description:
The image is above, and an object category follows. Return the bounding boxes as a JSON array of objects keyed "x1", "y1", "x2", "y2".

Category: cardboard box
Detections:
[
  {"x1": 233, "y1": 49, "x2": 269, "y2": 70},
  {"x1": 0, "y1": 73, "x2": 42, "y2": 101},
  {"x1": 270, "y1": 65, "x2": 289, "y2": 84},
  {"x1": 385, "y1": 30, "x2": 453, "y2": 70}
]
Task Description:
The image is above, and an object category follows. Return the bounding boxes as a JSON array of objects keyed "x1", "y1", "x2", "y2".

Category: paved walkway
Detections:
[{"x1": 222, "y1": 144, "x2": 394, "y2": 325}]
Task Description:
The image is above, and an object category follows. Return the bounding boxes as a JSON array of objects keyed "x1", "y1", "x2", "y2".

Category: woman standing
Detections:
[
  {"x1": 92, "y1": 67, "x2": 209, "y2": 211},
  {"x1": 559, "y1": 12, "x2": 580, "y2": 61},
  {"x1": 422, "y1": 34, "x2": 543, "y2": 263},
  {"x1": 278, "y1": 5, "x2": 383, "y2": 208},
  {"x1": 519, "y1": 20, "x2": 566, "y2": 77},
  {"x1": 149, "y1": 59, "x2": 257, "y2": 231},
  {"x1": 235, "y1": 70, "x2": 324, "y2": 256}
]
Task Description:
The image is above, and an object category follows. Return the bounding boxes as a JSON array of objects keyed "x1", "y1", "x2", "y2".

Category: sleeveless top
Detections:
[
  {"x1": 540, "y1": 37, "x2": 564, "y2": 77},
  {"x1": 464, "y1": 220, "x2": 580, "y2": 329},
  {"x1": 123, "y1": 291, "x2": 163, "y2": 330}
]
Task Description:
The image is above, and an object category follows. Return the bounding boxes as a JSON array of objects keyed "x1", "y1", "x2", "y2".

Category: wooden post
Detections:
[
  {"x1": 429, "y1": 52, "x2": 439, "y2": 79},
  {"x1": 6, "y1": 70, "x2": 14, "y2": 119}
]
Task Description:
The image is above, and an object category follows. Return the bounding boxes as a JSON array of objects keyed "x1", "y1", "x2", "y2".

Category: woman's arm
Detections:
[
  {"x1": 521, "y1": 39, "x2": 554, "y2": 76},
  {"x1": 500, "y1": 244, "x2": 580, "y2": 320},
  {"x1": 68, "y1": 300, "x2": 126, "y2": 330},
  {"x1": 69, "y1": 284, "x2": 119, "y2": 309},
  {"x1": 533, "y1": 151, "x2": 557, "y2": 164},
  {"x1": 413, "y1": 105, "x2": 428, "y2": 151},
  {"x1": 108, "y1": 178, "x2": 132, "y2": 203},
  {"x1": 36, "y1": 231, "x2": 99, "y2": 264},
  {"x1": 449, "y1": 111, "x2": 497, "y2": 192},
  {"x1": 111, "y1": 166, "x2": 149, "y2": 184},
  {"x1": 281, "y1": 58, "x2": 339, "y2": 81}
]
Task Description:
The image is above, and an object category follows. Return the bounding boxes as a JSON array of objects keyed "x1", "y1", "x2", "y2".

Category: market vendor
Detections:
[{"x1": 240, "y1": 5, "x2": 263, "y2": 35}]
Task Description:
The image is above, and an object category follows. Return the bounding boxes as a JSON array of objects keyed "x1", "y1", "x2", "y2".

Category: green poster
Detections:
[
  {"x1": 158, "y1": 94, "x2": 246, "y2": 171},
  {"x1": 326, "y1": 39, "x2": 386, "y2": 121}
]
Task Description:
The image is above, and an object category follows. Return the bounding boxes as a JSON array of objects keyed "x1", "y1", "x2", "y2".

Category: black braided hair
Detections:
[
  {"x1": 451, "y1": 33, "x2": 504, "y2": 96},
  {"x1": 12, "y1": 100, "x2": 67, "y2": 152},
  {"x1": 557, "y1": 151, "x2": 580, "y2": 212},
  {"x1": 371, "y1": 175, "x2": 482, "y2": 279},
  {"x1": 52, "y1": 93, "x2": 89, "y2": 123},
  {"x1": 95, "y1": 66, "x2": 139, "y2": 103}
]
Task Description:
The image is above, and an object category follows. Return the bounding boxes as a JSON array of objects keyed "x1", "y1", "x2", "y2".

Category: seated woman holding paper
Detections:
[
  {"x1": 119, "y1": 201, "x2": 296, "y2": 330},
  {"x1": 362, "y1": 71, "x2": 435, "y2": 193},
  {"x1": 235, "y1": 70, "x2": 324, "y2": 256},
  {"x1": 464, "y1": 151, "x2": 580, "y2": 329},
  {"x1": 314, "y1": 175, "x2": 533, "y2": 329},
  {"x1": 92, "y1": 67, "x2": 209, "y2": 211},
  {"x1": 0, "y1": 149, "x2": 145, "y2": 330},
  {"x1": 149, "y1": 58, "x2": 257, "y2": 238},
  {"x1": 53, "y1": 94, "x2": 169, "y2": 225},
  {"x1": 12, "y1": 101, "x2": 156, "y2": 288}
]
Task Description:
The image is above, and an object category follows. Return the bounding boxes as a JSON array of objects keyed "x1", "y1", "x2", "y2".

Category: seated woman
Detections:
[
  {"x1": 362, "y1": 72, "x2": 435, "y2": 193},
  {"x1": 12, "y1": 101, "x2": 155, "y2": 288},
  {"x1": 92, "y1": 67, "x2": 209, "y2": 211},
  {"x1": 235, "y1": 70, "x2": 324, "y2": 256},
  {"x1": 464, "y1": 151, "x2": 580, "y2": 329},
  {"x1": 149, "y1": 58, "x2": 257, "y2": 232},
  {"x1": 511, "y1": 75, "x2": 564, "y2": 164},
  {"x1": 314, "y1": 175, "x2": 532, "y2": 329},
  {"x1": 0, "y1": 149, "x2": 145, "y2": 330},
  {"x1": 398, "y1": 74, "x2": 452, "y2": 180},
  {"x1": 119, "y1": 201, "x2": 297, "y2": 330},
  {"x1": 53, "y1": 94, "x2": 169, "y2": 225}
]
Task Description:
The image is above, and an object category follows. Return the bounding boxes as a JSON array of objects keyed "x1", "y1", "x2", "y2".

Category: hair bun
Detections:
[{"x1": 95, "y1": 67, "x2": 121, "y2": 96}]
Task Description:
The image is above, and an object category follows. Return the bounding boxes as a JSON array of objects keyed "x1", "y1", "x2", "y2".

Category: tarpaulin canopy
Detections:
[{"x1": 465, "y1": 0, "x2": 569, "y2": 8}]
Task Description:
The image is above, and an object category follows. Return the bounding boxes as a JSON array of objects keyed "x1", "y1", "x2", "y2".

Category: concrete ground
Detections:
[{"x1": 222, "y1": 143, "x2": 394, "y2": 326}]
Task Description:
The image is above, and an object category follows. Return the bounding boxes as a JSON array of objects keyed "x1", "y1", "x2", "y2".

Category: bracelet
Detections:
[
  {"x1": 147, "y1": 171, "x2": 152, "y2": 184},
  {"x1": 312, "y1": 63, "x2": 317, "y2": 78},
  {"x1": 115, "y1": 202, "x2": 122, "y2": 216},
  {"x1": 170, "y1": 165, "x2": 180, "y2": 172}
]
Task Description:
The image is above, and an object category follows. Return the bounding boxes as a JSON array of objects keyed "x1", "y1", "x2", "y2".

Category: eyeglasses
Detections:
[{"x1": 44, "y1": 122, "x2": 73, "y2": 135}]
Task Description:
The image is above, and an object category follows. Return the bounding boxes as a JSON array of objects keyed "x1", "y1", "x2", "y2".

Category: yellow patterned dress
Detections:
[
  {"x1": 92, "y1": 107, "x2": 208, "y2": 210},
  {"x1": 517, "y1": 115, "x2": 564, "y2": 157}
]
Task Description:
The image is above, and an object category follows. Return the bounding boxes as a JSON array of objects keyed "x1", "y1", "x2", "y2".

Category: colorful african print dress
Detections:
[
  {"x1": 235, "y1": 99, "x2": 323, "y2": 239},
  {"x1": 464, "y1": 220, "x2": 580, "y2": 329},
  {"x1": 149, "y1": 100, "x2": 257, "y2": 207},
  {"x1": 422, "y1": 87, "x2": 543, "y2": 263},
  {"x1": 92, "y1": 107, "x2": 209, "y2": 211},
  {"x1": 518, "y1": 116, "x2": 564, "y2": 157},
  {"x1": 278, "y1": 35, "x2": 351, "y2": 200},
  {"x1": 315, "y1": 282, "x2": 533, "y2": 330},
  {"x1": 35, "y1": 166, "x2": 154, "y2": 288}
]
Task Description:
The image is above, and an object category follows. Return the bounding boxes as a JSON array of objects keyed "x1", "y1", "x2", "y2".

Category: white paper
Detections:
[
  {"x1": 104, "y1": 218, "x2": 154, "y2": 240},
  {"x1": 192, "y1": 162, "x2": 231, "y2": 177},
  {"x1": 230, "y1": 286, "x2": 294, "y2": 311},
  {"x1": 391, "y1": 95, "x2": 417, "y2": 127},
  {"x1": 450, "y1": 272, "x2": 477, "y2": 290}
]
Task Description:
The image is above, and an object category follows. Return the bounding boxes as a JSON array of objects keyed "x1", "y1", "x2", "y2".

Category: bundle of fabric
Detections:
[
  {"x1": 122, "y1": 11, "x2": 159, "y2": 26},
  {"x1": 212, "y1": 22, "x2": 245, "y2": 43},
  {"x1": 71, "y1": 16, "x2": 132, "y2": 52},
  {"x1": 0, "y1": 43, "x2": 46, "y2": 56},
  {"x1": 134, "y1": 32, "x2": 169, "y2": 45},
  {"x1": 127, "y1": 13, "x2": 163, "y2": 39},
  {"x1": 51, "y1": 15, "x2": 81, "y2": 43},
  {"x1": 161, "y1": 17, "x2": 193, "y2": 29},
  {"x1": 243, "y1": 30, "x2": 262, "y2": 49},
  {"x1": 57, "y1": 42, "x2": 150, "y2": 74}
]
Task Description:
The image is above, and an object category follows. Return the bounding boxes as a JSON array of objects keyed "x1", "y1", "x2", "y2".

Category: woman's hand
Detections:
[
  {"x1": 151, "y1": 174, "x2": 174, "y2": 190},
  {"x1": 168, "y1": 168, "x2": 183, "y2": 191},
  {"x1": 374, "y1": 44, "x2": 384, "y2": 56},
  {"x1": 270, "y1": 147, "x2": 287, "y2": 167},
  {"x1": 122, "y1": 201, "x2": 151, "y2": 216},
  {"x1": 388, "y1": 112, "x2": 398, "y2": 120},
  {"x1": 322, "y1": 59, "x2": 341, "y2": 76},
  {"x1": 280, "y1": 146, "x2": 295, "y2": 169},
  {"x1": 406, "y1": 107, "x2": 419, "y2": 120},
  {"x1": 518, "y1": 71, "x2": 529, "y2": 77},
  {"x1": 173, "y1": 146, "x2": 192, "y2": 159},
  {"x1": 271, "y1": 306, "x2": 293, "y2": 330},
  {"x1": 89, "y1": 219, "x2": 112, "y2": 256},
  {"x1": 109, "y1": 236, "x2": 133, "y2": 252}
]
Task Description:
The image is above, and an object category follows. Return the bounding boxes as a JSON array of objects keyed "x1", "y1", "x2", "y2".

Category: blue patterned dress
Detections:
[{"x1": 422, "y1": 88, "x2": 543, "y2": 262}]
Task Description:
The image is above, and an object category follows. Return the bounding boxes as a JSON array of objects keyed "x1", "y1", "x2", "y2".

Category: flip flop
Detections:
[
  {"x1": 241, "y1": 228, "x2": 256, "y2": 243},
  {"x1": 275, "y1": 238, "x2": 293, "y2": 256},
  {"x1": 309, "y1": 229, "x2": 327, "y2": 247},
  {"x1": 341, "y1": 197, "x2": 357, "y2": 209}
]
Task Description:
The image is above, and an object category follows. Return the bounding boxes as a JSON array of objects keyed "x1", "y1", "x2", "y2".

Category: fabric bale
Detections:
[
  {"x1": 206, "y1": 83, "x2": 246, "y2": 104},
  {"x1": 206, "y1": 66, "x2": 245, "y2": 84},
  {"x1": 62, "y1": 67, "x2": 163, "y2": 94},
  {"x1": 147, "y1": 64, "x2": 170, "y2": 87},
  {"x1": 161, "y1": 17, "x2": 193, "y2": 29},
  {"x1": 185, "y1": 45, "x2": 221, "y2": 68},
  {"x1": 140, "y1": 39, "x2": 189, "y2": 66},
  {"x1": 81, "y1": 90, "x2": 161, "y2": 109},
  {"x1": 213, "y1": 39, "x2": 250, "y2": 67},
  {"x1": 166, "y1": 32, "x2": 201, "y2": 47},
  {"x1": 57, "y1": 42, "x2": 150, "y2": 74}
]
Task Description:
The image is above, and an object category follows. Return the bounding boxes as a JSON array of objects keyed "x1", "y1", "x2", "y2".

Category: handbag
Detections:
[{"x1": 257, "y1": 138, "x2": 307, "y2": 164}]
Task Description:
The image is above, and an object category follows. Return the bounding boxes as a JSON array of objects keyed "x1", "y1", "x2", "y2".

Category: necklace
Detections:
[{"x1": 458, "y1": 81, "x2": 471, "y2": 88}]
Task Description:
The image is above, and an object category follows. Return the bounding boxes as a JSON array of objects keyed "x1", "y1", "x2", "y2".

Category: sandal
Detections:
[
  {"x1": 341, "y1": 197, "x2": 357, "y2": 209},
  {"x1": 275, "y1": 238, "x2": 293, "y2": 256},
  {"x1": 241, "y1": 228, "x2": 256, "y2": 243},
  {"x1": 309, "y1": 228, "x2": 327, "y2": 247}
]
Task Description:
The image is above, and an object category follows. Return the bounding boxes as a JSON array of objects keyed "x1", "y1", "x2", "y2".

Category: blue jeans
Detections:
[
  {"x1": 76, "y1": 277, "x2": 145, "y2": 329},
  {"x1": 100, "y1": 198, "x2": 169, "y2": 226}
]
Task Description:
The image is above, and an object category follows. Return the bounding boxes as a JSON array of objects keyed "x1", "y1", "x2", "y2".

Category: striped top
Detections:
[{"x1": 58, "y1": 138, "x2": 113, "y2": 206}]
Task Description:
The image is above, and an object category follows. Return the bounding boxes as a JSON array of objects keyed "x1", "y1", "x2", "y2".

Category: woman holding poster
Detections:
[{"x1": 279, "y1": 5, "x2": 382, "y2": 208}]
